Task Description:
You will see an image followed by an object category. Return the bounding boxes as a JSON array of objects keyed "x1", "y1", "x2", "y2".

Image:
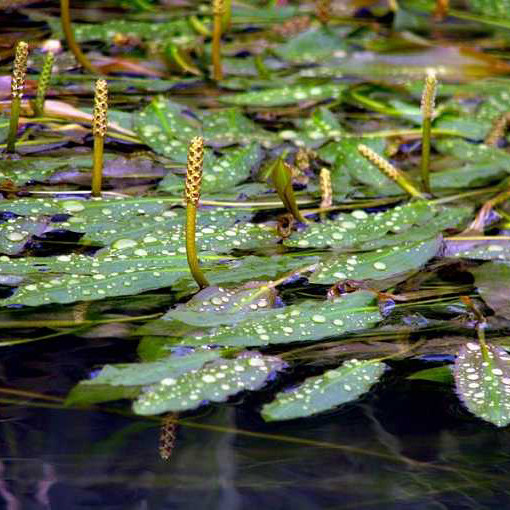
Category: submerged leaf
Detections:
[
  {"x1": 133, "y1": 352, "x2": 285, "y2": 415},
  {"x1": 262, "y1": 359, "x2": 386, "y2": 421},
  {"x1": 471, "y1": 262, "x2": 510, "y2": 319},
  {"x1": 455, "y1": 342, "x2": 510, "y2": 427}
]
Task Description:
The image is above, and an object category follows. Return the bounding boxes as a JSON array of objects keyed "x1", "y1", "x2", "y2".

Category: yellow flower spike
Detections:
[
  {"x1": 91, "y1": 79, "x2": 108, "y2": 197},
  {"x1": 34, "y1": 52, "x2": 55, "y2": 117},
  {"x1": 420, "y1": 70, "x2": 437, "y2": 194},
  {"x1": 357, "y1": 144, "x2": 426, "y2": 199},
  {"x1": 212, "y1": 0, "x2": 225, "y2": 81},
  {"x1": 6, "y1": 41, "x2": 29, "y2": 153},
  {"x1": 319, "y1": 168, "x2": 332, "y2": 210},
  {"x1": 316, "y1": 0, "x2": 331, "y2": 24},
  {"x1": 185, "y1": 136, "x2": 210, "y2": 290},
  {"x1": 159, "y1": 413, "x2": 179, "y2": 461}
]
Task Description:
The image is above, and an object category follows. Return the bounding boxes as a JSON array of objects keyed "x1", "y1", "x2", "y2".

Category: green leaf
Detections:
[
  {"x1": 270, "y1": 156, "x2": 306, "y2": 222},
  {"x1": 163, "y1": 283, "x2": 278, "y2": 327},
  {"x1": 134, "y1": 97, "x2": 200, "y2": 162},
  {"x1": 285, "y1": 201, "x2": 436, "y2": 250},
  {"x1": 455, "y1": 342, "x2": 510, "y2": 427},
  {"x1": 133, "y1": 352, "x2": 286, "y2": 415},
  {"x1": 274, "y1": 27, "x2": 348, "y2": 63},
  {"x1": 262, "y1": 359, "x2": 386, "y2": 421},
  {"x1": 408, "y1": 366, "x2": 453, "y2": 383},
  {"x1": 72, "y1": 350, "x2": 221, "y2": 388},
  {"x1": 202, "y1": 109, "x2": 276, "y2": 148},
  {"x1": 0, "y1": 217, "x2": 49, "y2": 255},
  {"x1": 310, "y1": 236, "x2": 441, "y2": 284},
  {"x1": 471, "y1": 262, "x2": 510, "y2": 319},
  {"x1": 466, "y1": 0, "x2": 510, "y2": 21},
  {"x1": 293, "y1": 107, "x2": 344, "y2": 147},
  {"x1": 177, "y1": 291, "x2": 381, "y2": 347},
  {"x1": 221, "y1": 84, "x2": 346, "y2": 107},
  {"x1": 444, "y1": 239, "x2": 510, "y2": 261}
]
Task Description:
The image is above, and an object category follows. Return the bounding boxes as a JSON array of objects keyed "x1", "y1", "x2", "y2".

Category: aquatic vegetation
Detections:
[{"x1": 3, "y1": 0, "x2": 510, "y2": 436}]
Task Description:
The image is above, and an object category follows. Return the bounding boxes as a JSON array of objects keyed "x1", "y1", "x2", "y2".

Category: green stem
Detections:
[
  {"x1": 421, "y1": 116, "x2": 431, "y2": 193},
  {"x1": 212, "y1": 12, "x2": 223, "y2": 80},
  {"x1": 6, "y1": 97, "x2": 21, "y2": 153},
  {"x1": 477, "y1": 323, "x2": 490, "y2": 362},
  {"x1": 186, "y1": 204, "x2": 209, "y2": 289},
  {"x1": 60, "y1": 0, "x2": 100, "y2": 74},
  {"x1": 92, "y1": 135, "x2": 104, "y2": 197}
]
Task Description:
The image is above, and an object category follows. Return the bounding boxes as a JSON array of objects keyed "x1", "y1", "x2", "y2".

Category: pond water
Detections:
[{"x1": 2, "y1": 336, "x2": 510, "y2": 509}]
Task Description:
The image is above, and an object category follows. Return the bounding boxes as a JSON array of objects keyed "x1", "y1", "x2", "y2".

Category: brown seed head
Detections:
[
  {"x1": 11, "y1": 41, "x2": 28, "y2": 99},
  {"x1": 186, "y1": 136, "x2": 204, "y2": 205},
  {"x1": 421, "y1": 70, "x2": 437, "y2": 119},
  {"x1": 357, "y1": 144, "x2": 400, "y2": 181},
  {"x1": 319, "y1": 167, "x2": 332, "y2": 209},
  {"x1": 213, "y1": 0, "x2": 225, "y2": 16},
  {"x1": 316, "y1": 0, "x2": 331, "y2": 24},
  {"x1": 93, "y1": 79, "x2": 108, "y2": 138}
]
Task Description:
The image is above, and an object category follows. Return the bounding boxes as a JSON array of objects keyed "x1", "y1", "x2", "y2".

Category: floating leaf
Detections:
[
  {"x1": 455, "y1": 342, "x2": 510, "y2": 427},
  {"x1": 292, "y1": 106, "x2": 343, "y2": 147},
  {"x1": 285, "y1": 201, "x2": 438, "y2": 250},
  {"x1": 163, "y1": 282, "x2": 278, "y2": 327},
  {"x1": 471, "y1": 262, "x2": 510, "y2": 319},
  {"x1": 274, "y1": 27, "x2": 348, "y2": 63},
  {"x1": 0, "y1": 216, "x2": 49, "y2": 255},
  {"x1": 310, "y1": 237, "x2": 441, "y2": 284},
  {"x1": 262, "y1": 359, "x2": 386, "y2": 421},
  {"x1": 444, "y1": 239, "x2": 510, "y2": 261},
  {"x1": 221, "y1": 84, "x2": 346, "y2": 107},
  {"x1": 133, "y1": 352, "x2": 286, "y2": 415},
  {"x1": 176, "y1": 291, "x2": 381, "y2": 347},
  {"x1": 202, "y1": 109, "x2": 276, "y2": 147},
  {"x1": 408, "y1": 366, "x2": 453, "y2": 384},
  {"x1": 134, "y1": 97, "x2": 200, "y2": 162}
]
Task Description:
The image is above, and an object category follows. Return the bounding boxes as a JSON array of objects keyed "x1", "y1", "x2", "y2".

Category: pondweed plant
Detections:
[
  {"x1": 185, "y1": 136, "x2": 210, "y2": 289},
  {"x1": 91, "y1": 79, "x2": 108, "y2": 197},
  {"x1": 421, "y1": 70, "x2": 437, "y2": 194},
  {"x1": 34, "y1": 52, "x2": 54, "y2": 117},
  {"x1": 6, "y1": 41, "x2": 28, "y2": 153},
  {"x1": 4, "y1": 0, "x2": 510, "y2": 438}
]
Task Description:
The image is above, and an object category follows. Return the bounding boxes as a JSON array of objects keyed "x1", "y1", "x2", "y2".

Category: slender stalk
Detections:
[
  {"x1": 420, "y1": 70, "x2": 437, "y2": 194},
  {"x1": 212, "y1": 0, "x2": 224, "y2": 81},
  {"x1": 319, "y1": 167, "x2": 332, "y2": 220},
  {"x1": 357, "y1": 144, "x2": 426, "y2": 199},
  {"x1": 185, "y1": 136, "x2": 209, "y2": 289},
  {"x1": 60, "y1": 0, "x2": 100, "y2": 74},
  {"x1": 92, "y1": 79, "x2": 108, "y2": 197},
  {"x1": 6, "y1": 41, "x2": 28, "y2": 153},
  {"x1": 34, "y1": 52, "x2": 54, "y2": 117}
]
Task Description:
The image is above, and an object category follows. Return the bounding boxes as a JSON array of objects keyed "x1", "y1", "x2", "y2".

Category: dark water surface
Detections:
[{"x1": 1, "y1": 337, "x2": 510, "y2": 510}]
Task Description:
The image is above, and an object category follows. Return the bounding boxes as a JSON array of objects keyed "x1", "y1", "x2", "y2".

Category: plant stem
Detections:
[
  {"x1": 212, "y1": 0, "x2": 224, "y2": 81},
  {"x1": 185, "y1": 136, "x2": 210, "y2": 289},
  {"x1": 92, "y1": 135, "x2": 104, "y2": 196},
  {"x1": 186, "y1": 205, "x2": 209, "y2": 289},
  {"x1": 6, "y1": 41, "x2": 28, "y2": 153},
  {"x1": 60, "y1": 0, "x2": 100, "y2": 74},
  {"x1": 6, "y1": 97, "x2": 21, "y2": 154}
]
